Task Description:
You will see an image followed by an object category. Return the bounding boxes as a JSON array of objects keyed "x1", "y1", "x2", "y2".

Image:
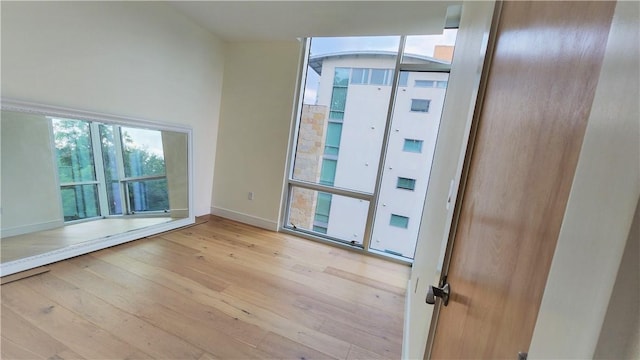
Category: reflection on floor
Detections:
[{"x1": 1, "y1": 217, "x2": 173, "y2": 263}]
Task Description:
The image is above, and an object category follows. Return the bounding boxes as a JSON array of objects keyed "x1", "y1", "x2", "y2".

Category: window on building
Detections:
[
  {"x1": 371, "y1": 69, "x2": 392, "y2": 85},
  {"x1": 397, "y1": 177, "x2": 416, "y2": 190},
  {"x1": 411, "y1": 99, "x2": 431, "y2": 112},
  {"x1": 333, "y1": 67, "x2": 350, "y2": 86},
  {"x1": 324, "y1": 122, "x2": 342, "y2": 156},
  {"x1": 313, "y1": 192, "x2": 332, "y2": 234},
  {"x1": 415, "y1": 80, "x2": 435, "y2": 87},
  {"x1": 351, "y1": 68, "x2": 370, "y2": 85},
  {"x1": 436, "y1": 81, "x2": 448, "y2": 88},
  {"x1": 390, "y1": 214, "x2": 409, "y2": 228},
  {"x1": 319, "y1": 159, "x2": 337, "y2": 186},
  {"x1": 399, "y1": 72, "x2": 409, "y2": 87},
  {"x1": 403, "y1": 139, "x2": 423, "y2": 153},
  {"x1": 329, "y1": 68, "x2": 349, "y2": 121}
]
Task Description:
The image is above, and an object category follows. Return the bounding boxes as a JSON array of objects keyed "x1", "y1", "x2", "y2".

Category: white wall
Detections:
[
  {"x1": 529, "y1": 1, "x2": 640, "y2": 358},
  {"x1": 1, "y1": 111, "x2": 62, "y2": 236},
  {"x1": 211, "y1": 41, "x2": 301, "y2": 230},
  {"x1": 1, "y1": 1, "x2": 224, "y2": 216}
]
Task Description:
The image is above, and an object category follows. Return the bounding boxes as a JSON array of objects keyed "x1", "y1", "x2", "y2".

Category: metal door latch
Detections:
[{"x1": 426, "y1": 282, "x2": 450, "y2": 306}]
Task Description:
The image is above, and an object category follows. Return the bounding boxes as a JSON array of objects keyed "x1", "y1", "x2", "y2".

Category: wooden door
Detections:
[{"x1": 429, "y1": 2, "x2": 616, "y2": 358}]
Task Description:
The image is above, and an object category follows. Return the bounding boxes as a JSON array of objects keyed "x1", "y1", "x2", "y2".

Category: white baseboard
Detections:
[
  {"x1": 210, "y1": 206, "x2": 279, "y2": 231},
  {"x1": 1, "y1": 220, "x2": 64, "y2": 238},
  {"x1": 402, "y1": 279, "x2": 411, "y2": 360}
]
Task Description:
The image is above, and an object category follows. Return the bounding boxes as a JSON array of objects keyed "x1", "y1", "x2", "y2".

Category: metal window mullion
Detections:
[
  {"x1": 90, "y1": 122, "x2": 109, "y2": 217},
  {"x1": 288, "y1": 179, "x2": 373, "y2": 202},
  {"x1": 60, "y1": 181, "x2": 99, "y2": 187},
  {"x1": 121, "y1": 174, "x2": 166, "y2": 182},
  {"x1": 361, "y1": 36, "x2": 408, "y2": 253},
  {"x1": 398, "y1": 63, "x2": 452, "y2": 73},
  {"x1": 281, "y1": 38, "x2": 311, "y2": 229},
  {"x1": 114, "y1": 125, "x2": 129, "y2": 214}
]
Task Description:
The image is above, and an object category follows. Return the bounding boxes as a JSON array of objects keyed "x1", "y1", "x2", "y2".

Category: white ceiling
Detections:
[{"x1": 168, "y1": 1, "x2": 461, "y2": 42}]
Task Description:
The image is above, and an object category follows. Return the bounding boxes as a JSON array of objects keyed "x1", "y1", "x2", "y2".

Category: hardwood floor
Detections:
[
  {"x1": 1, "y1": 217, "x2": 174, "y2": 263},
  {"x1": 1, "y1": 216, "x2": 410, "y2": 359}
]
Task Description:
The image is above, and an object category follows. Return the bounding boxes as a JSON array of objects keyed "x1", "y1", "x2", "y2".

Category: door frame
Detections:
[
  {"x1": 423, "y1": 1, "x2": 503, "y2": 358},
  {"x1": 402, "y1": 2, "x2": 498, "y2": 358}
]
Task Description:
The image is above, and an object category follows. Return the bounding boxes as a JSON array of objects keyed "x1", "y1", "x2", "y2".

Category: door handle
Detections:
[{"x1": 426, "y1": 282, "x2": 450, "y2": 306}]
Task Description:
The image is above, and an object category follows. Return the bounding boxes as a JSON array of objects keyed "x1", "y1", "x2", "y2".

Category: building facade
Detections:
[{"x1": 290, "y1": 51, "x2": 450, "y2": 258}]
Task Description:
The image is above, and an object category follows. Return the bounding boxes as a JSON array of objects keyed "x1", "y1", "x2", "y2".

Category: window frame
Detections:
[{"x1": 281, "y1": 36, "x2": 454, "y2": 264}]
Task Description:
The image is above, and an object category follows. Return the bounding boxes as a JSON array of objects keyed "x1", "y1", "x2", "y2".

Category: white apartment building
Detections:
[{"x1": 299, "y1": 51, "x2": 450, "y2": 258}]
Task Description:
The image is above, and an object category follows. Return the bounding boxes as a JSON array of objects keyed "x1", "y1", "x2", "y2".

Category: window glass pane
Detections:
[
  {"x1": 127, "y1": 178, "x2": 169, "y2": 213},
  {"x1": 60, "y1": 184, "x2": 100, "y2": 221},
  {"x1": 402, "y1": 29, "x2": 458, "y2": 65},
  {"x1": 314, "y1": 192, "x2": 332, "y2": 224},
  {"x1": 287, "y1": 186, "x2": 369, "y2": 245},
  {"x1": 326, "y1": 122, "x2": 342, "y2": 147},
  {"x1": 390, "y1": 214, "x2": 409, "y2": 228},
  {"x1": 324, "y1": 122, "x2": 342, "y2": 156},
  {"x1": 351, "y1": 68, "x2": 369, "y2": 84},
  {"x1": 436, "y1": 81, "x2": 448, "y2": 88},
  {"x1": 292, "y1": 36, "x2": 400, "y2": 194},
  {"x1": 372, "y1": 72, "x2": 450, "y2": 259},
  {"x1": 403, "y1": 139, "x2": 423, "y2": 153},
  {"x1": 330, "y1": 87, "x2": 348, "y2": 112},
  {"x1": 121, "y1": 127, "x2": 166, "y2": 178},
  {"x1": 371, "y1": 69, "x2": 390, "y2": 85},
  {"x1": 411, "y1": 99, "x2": 431, "y2": 112},
  {"x1": 52, "y1": 118, "x2": 96, "y2": 183},
  {"x1": 415, "y1": 80, "x2": 435, "y2": 87},
  {"x1": 329, "y1": 111, "x2": 344, "y2": 121},
  {"x1": 399, "y1": 72, "x2": 409, "y2": 87},
  {"x1": 106, "y1": 181, "x2": 122, "y2": 215},
  {"x1": 99, "y1": 125, "x2": 118, "y2": 182},
  {"x1": 397, "y1": 177, "x2": 416, "y2": 190},
  {"x1": 319, "y1": 159, "x2": 337, "y2": 186},
  {"x1": 333, "y1": 67, "x2": 350, "y2": 86},
  {"x1": 99, "y1": 124, "x2": 122, "y2": 215}
]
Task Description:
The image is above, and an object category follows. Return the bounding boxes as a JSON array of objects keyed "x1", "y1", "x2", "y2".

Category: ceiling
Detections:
[{"x1": 167, "y1": 1, "x2": 462, "y2": 42}]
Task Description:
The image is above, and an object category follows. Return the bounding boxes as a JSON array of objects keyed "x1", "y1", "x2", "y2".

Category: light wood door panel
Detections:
[{"x1": 430, "y1": 2, "x2": 615, "y2": 358}]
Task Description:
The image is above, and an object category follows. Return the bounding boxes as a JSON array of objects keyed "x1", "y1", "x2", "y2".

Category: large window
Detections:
[
  {"x1": 52, "y1": 120, "x2": 169, "y2": 221},
  {"x1": 285, "y1": 31, "x2": 456, "y2": 261}
]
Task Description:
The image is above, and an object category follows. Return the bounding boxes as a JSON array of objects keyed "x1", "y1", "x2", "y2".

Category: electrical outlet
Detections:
[{"x1": 248, "y1": 192, "x2": 254, "y2": 200}]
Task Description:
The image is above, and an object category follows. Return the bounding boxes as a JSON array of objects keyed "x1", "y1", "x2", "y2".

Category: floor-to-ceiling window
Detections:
[{"x1": 284, "y1": 31, "x2": 457, "y2": 261}]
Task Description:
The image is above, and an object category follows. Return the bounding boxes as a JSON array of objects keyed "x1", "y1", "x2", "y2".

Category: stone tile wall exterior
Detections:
[{"x1": 288, "y1": 104, "x2": 328, "y2": 229}]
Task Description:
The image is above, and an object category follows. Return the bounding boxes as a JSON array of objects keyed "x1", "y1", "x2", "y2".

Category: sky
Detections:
[
  {"x1": 303, "y1": 30, "x2": 458, "y2": 104},
  {"x1": 122, "y1": 127, "x2": 164, "y2": 158}
]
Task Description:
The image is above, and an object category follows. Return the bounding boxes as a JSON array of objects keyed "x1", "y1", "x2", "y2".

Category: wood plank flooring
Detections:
[
  {"x1": 1, "y1": 217, "x2": 174, "y2": 263},
  {"x1": 1, "y1": 216, "x2": 410, "y2": 359}
]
